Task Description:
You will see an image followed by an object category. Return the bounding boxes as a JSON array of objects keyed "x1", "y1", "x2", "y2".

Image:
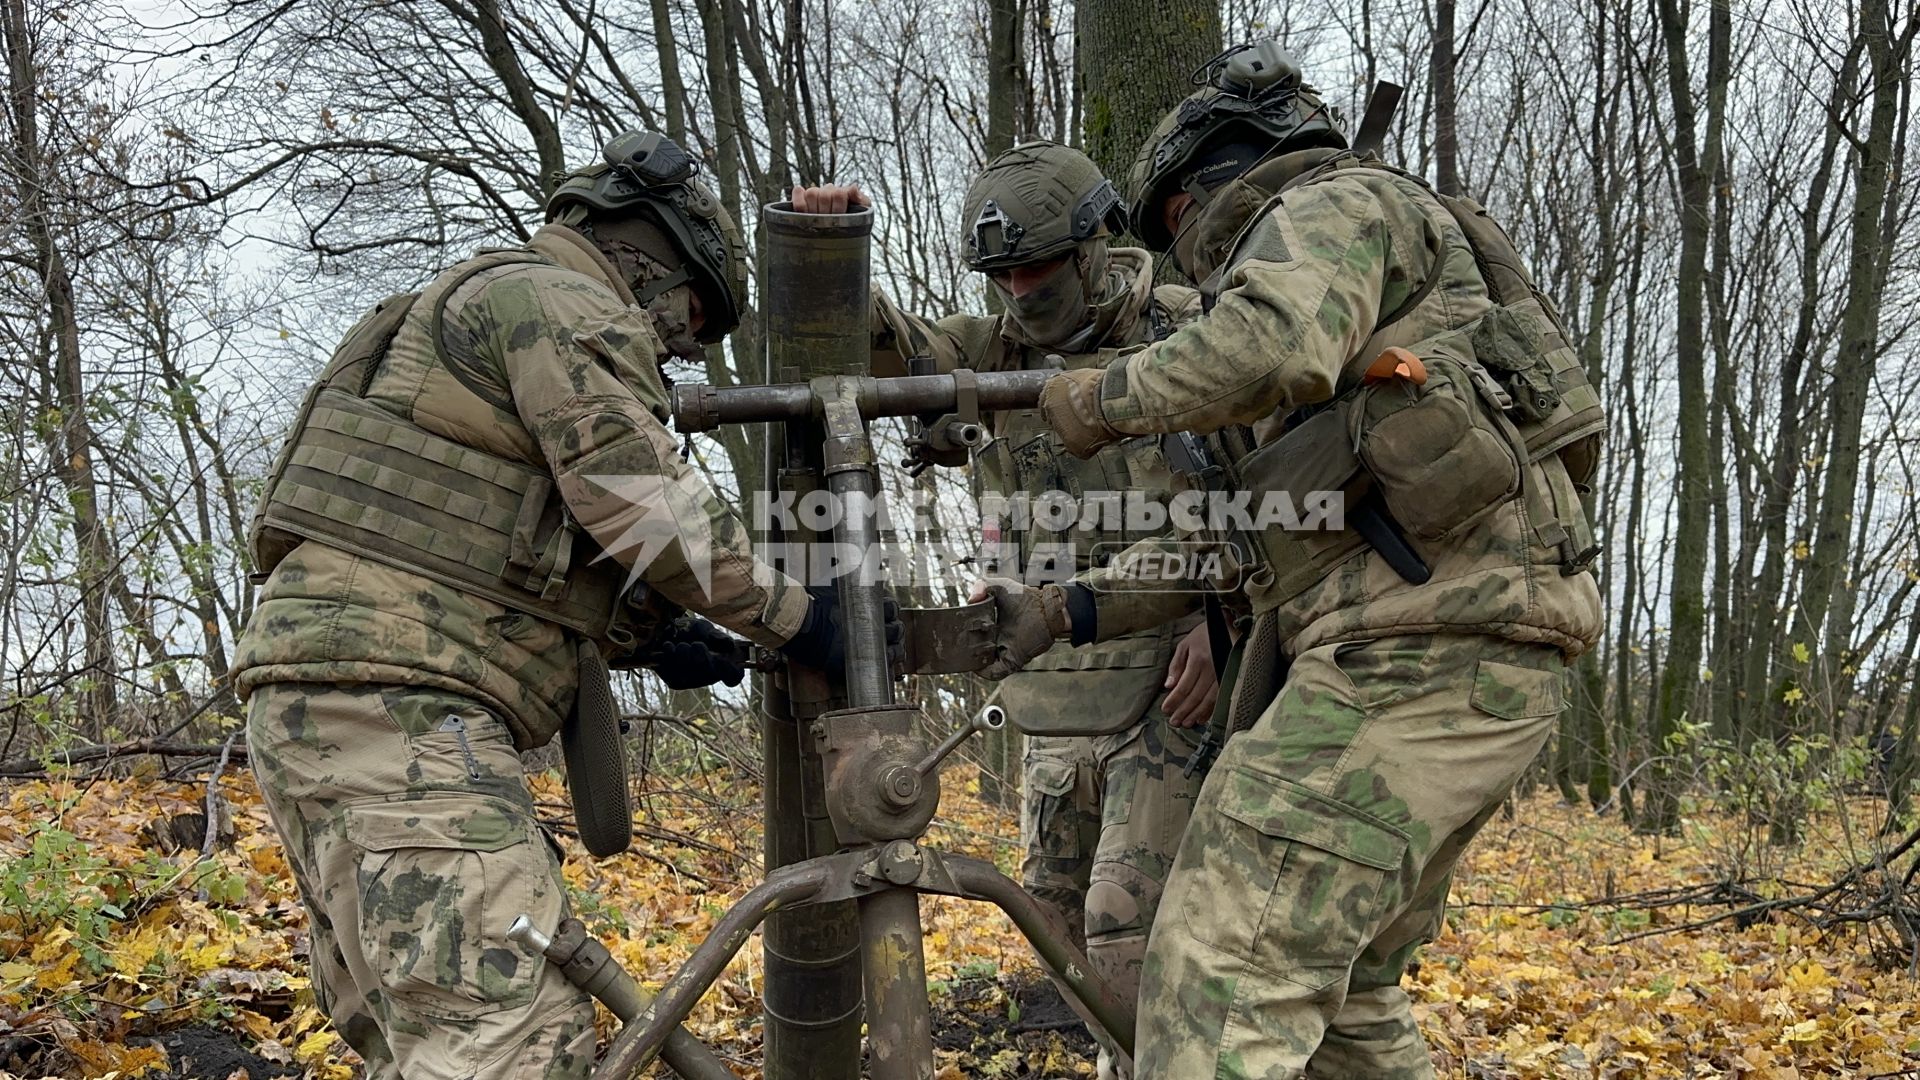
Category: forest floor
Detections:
[{"x1": 0, "y1": 761, "x2": 1915, "y2": 1079}]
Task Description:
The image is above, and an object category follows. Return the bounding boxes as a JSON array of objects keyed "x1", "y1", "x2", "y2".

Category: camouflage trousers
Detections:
[
  {"x1": 246, "y1": 683, "x2": 597, "y2": 1080},
  {"x1": 1136, "y1": 633, "x2": 1566, "y2": 1079},
  {"x1": 1021, "y1": 709, "x2": 1201, "y2": 1079}
]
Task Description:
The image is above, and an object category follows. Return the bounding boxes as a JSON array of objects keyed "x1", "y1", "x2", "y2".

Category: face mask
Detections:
[
  {"x1": 994, "y1": 254, "x2": 1091, "y2": 348},
  {"x1": 641, "y1": 284, "x2": 702, "y2": 359},
  {"x1": 586, "y1": 216, "x2": 703, "y2": 359},
  {"x1": 1171, "y1": 176, "x2": 1273, "y2": 283}
]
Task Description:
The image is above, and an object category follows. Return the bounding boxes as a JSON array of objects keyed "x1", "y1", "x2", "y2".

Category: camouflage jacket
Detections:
[
  {"x1": 1079, "y1": 160, "x2": 1602, "y2": 658},
  {"x1": 870, "y1": 249, "x2": 1205, "y2": 732},
  {"x1": 234, "y1": 225, "x2": 807, "y2": 749}
]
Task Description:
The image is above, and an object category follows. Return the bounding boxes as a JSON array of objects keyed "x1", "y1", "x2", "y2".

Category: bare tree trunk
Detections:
[
  {"x1": 988, "y1": 0, "x2": 1019, "y2": 156},
  {"x1": 726, "y1": 0, "x2": 791, "y2": 205},
  {"x1": 2, "y1": 0, "x2": 118, "y2": 728},
  {"x1": 1429, "y1": 0, "x2": 1460, "y2": 195},
  {"x1": 1643, "y1": 0, "x2": 1729, "y2": 835},
  {"x1": 650, "y1": 0, "x2": 688, "y2": 144},
  {"x1": 1740, "y1": 63, "x2": 1853, "y2": 749},
  {"x1": 1784, "y1": 0, "x2": 1913, "y2": 736},
  {"x1": 695, "y1": 0, "x2": 763, "y2": 497},
  {"x1": 457, "y1": 0, "x2": 566, "y2": 196},
  {"x1": 973, "y1": 0, "x2": 1021, "y2": 806},
  {"x1": 1077, "y1": 0, "x2": 1222, "y2": 211},
  {"x1": 1611, "y1": 198, "x2": 1653, "y2": 824},
  {"x1": 1705, "y1": 113, "x2": 1737, "y2": 743},
  {"x1": 1888, "y1": 678, "x2": 1919, "y2": 830}
]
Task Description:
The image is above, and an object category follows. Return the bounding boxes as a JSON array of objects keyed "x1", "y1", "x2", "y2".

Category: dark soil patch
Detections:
[
  {"x1": 929, "y1": 970, "x2": 1101, "y2": 1076},
  {"x1": 141, "y1": 1025, "x2": 302, "y2": 1080}
]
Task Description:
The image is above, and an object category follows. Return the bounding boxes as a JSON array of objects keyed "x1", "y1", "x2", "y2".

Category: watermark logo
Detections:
[
  {"x1": 586, "y1": 471, "x2": 719, "y2": 597},
  {"x1": 587, "y1": 481, "x2": 1341, "y2": 592},
  {"x1": 1085, "y1": 540, "x2": 1246, "y2": 591}
]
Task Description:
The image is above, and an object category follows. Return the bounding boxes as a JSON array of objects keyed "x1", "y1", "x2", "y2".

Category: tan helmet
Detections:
[
  {"x1": 546, "y1": 131, "x2": 748, "y2": 343},
  {"x1": 1127, "y1": 42, "x2": 1348, "y2": 250},
  {"x1": 959, "y1": 140, "x2": 1127, "y2": 271}
]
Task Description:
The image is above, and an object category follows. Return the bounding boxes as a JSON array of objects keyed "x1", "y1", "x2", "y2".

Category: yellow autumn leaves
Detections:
[{"x1": 0, "y1": 766, "x2": 1914, "y2": 1077}]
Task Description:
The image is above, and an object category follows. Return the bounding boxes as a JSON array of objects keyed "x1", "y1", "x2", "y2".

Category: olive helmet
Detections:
[
  {"x1": 546, "y1": 131, "x2": 748, "y2": 343},
  {"x1": 960, "y1": 140, "x2": 1128, "y2": 271},
  {"x1": 1127, "y1": 42, "x2": 1348, "y2": 249}
]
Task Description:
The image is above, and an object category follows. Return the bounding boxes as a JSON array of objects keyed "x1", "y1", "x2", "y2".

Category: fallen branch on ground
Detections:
[
  {"x1": 1602, "y1": 825, "x2": 1920, "y2": 971},
  {"x1": 0, "y1": 740, "x2": 250, "y2": 777}
]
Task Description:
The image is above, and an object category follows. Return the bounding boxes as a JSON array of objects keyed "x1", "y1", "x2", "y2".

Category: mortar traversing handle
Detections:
[{"x1": 913, "y1": 705, "x2": 1006, "y2": 778}]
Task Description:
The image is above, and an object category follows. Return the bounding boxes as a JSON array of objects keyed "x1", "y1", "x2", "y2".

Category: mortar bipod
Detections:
[{"x1": 590, "y1": 842, "x2": 1137, "y2": 1080}]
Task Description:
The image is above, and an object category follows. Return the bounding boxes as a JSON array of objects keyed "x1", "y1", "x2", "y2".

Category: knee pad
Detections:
[
  {"x1": 1085, "y1": 876, "x2": 1147, "y2": 941},
  {"x1": 1087, "y1": 853, "x2": 1170, "y2": 941}
]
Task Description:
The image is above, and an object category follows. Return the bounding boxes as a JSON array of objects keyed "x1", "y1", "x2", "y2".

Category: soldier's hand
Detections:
[
  {"x1": 1039, "y1": 367, "x2": 1122, "y2": 458},
  {"x1": 778, "y1": 584, "x2": 904, "y2": 673},
  {"x1": 790, "y1": 183, "x2": 869, "y2": 214},
  {"x1": 1162, "y1": 624, "x2": 1219, "y2": 728},
  {"x1": 643, "y1": 617, "x2": 749, "y2": 690},
  {"x1": 969, "y1": 579, "x2": 1069, "y2": 680}
]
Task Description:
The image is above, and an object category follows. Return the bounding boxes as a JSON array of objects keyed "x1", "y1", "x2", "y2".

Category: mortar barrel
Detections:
[{"x1": 762, "y1": 202, "x2": 874, "y2": 379}]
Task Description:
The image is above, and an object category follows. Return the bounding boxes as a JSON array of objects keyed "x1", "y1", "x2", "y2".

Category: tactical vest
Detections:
[
  {"x1": 981, "y1": 295, "x2": 1193, "y2": 735},
  {"x1": 978, "y1": 293, "x2": 1186, "y2": 569},
  {"x1": 248, "y1": 251, "x2": 638, "y2": 644},
  {"x1": 1214, "y1": 155, "x2": 1604, "y2": 614}
]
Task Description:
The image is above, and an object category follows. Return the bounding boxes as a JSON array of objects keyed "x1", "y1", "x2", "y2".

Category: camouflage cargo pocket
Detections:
[
  {"x1": 346, "y1": 792, "x2": 547, "y2": 1021},
  {"x1": 1023, "y1": 755, "x2": 1086, "y2": 860},
  {"x1": 1468, "y1": 658, "x2": 1566, "y2": 722},
  {"x1": 1181, "y1": 767, "x2": 1407, "y2": 991}
]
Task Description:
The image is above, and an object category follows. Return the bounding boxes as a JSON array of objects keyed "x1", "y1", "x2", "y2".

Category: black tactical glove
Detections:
[
  {"x1": 779, "y1": 584, "x2": 905, "y2": 673},
  {"x1": 631, "y1": 616, "x2": 748, "y2": 690}
]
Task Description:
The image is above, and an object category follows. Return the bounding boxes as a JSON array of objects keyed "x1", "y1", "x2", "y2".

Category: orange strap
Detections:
[{"x1": 1362, "y1": 346, "x2": 1428, "y2": 386}]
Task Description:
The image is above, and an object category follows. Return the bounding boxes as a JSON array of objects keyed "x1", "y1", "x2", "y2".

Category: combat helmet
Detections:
[
  {"x1": 547, "y1": 131, "x2": 748, "y2": 343},
  {"x1": 1127, "y1": 42, "x2": 1348, "y2": 249},
  {"x1": 960, "y1": 140, "x2": 1128, "y2": 271}
]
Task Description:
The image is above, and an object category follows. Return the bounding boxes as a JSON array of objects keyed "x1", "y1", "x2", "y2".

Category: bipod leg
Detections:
[
  {"x1": 593, "y1": 861, "x2": 832, "y2": 1080},
  {"x1": 508, "y1": 917, "x2": 738, "y2": 1080}
]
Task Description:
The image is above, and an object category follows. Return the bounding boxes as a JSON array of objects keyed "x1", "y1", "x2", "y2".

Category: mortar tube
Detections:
[{"x1": 758, "y1": 200, "x2": 871, "y2": 1080}]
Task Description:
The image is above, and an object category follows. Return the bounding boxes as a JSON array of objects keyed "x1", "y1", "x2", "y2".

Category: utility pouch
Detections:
[
  {"x1": 1235, "y1": 408, "x2": 1370, "y2": 611},
  {"x1": 1001, "y1": 624, "x2": 1181, "y2": 736},
  {"x1": 1349, "y1": 344, "x2": 1523, "y2": 543}
]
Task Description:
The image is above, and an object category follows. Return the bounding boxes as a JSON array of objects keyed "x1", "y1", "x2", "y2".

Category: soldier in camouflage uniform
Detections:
[
  {"x1": 795, "y1": 142, "x2": 1217, "y2": 1080},
  {"x1": 975, "y1": 45, "x2": 1605, "y2": 1078},
  {"x1": 234, "y1": 133, "x2": 866, "y2": 1080}
]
